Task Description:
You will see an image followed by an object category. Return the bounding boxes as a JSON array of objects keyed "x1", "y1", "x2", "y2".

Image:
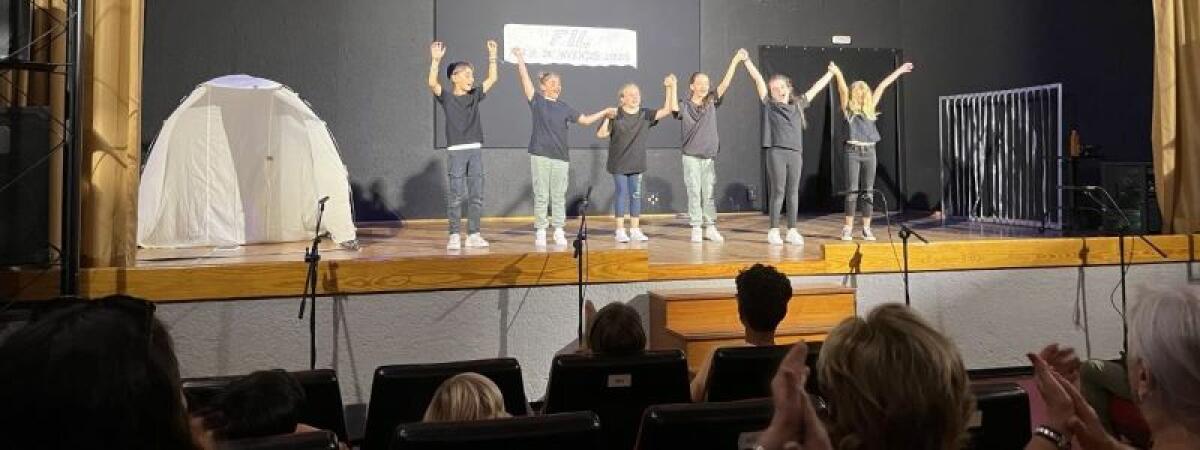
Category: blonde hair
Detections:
[
  {"x1": 422, "y1": 372, "x2": 511, "y2": 423},
  {"x1": 1129, "y1": 287, "x2": 1200, "y2": 435},
  {"x1": 847, "y1": 81, "x2": 878, "y2": 119},
  {"x1": 767, "y1": 74, "x2": 793, "y2": 102},
  {"x1": 817, "y1": 304, "x2": 974, "y2": 450}
]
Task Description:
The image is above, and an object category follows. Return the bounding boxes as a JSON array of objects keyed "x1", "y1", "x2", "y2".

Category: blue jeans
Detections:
[
  {"x1": 446, "y1": 148, "x2": 483, "y2": 234},
  {"x1": 612, "y1": 173, "x2": 642, "y2": 218}
]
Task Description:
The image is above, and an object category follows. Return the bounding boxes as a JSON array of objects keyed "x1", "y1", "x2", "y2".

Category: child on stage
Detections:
[
  {"x1": 427, "y1": 40, "x2": 499, "y2": 250},
  {"x1": 596, "y1": 76, "x2": 678, "y2": 243},
  {"x1": 512, "y1": 47, "x2": 612, "y2": 247}
]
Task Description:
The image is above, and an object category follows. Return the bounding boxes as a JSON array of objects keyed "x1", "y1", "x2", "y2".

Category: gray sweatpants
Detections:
[{"x1": 767, "y1": 147, "x2": 802, "y2": 229}]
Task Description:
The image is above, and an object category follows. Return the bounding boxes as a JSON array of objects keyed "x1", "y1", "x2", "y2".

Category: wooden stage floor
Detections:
[{"x1": 6, "y1": 213, "x2": 1197, "y2": 302}]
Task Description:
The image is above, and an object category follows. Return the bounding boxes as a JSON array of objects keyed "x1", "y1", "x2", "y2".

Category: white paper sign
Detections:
[{"x1": 503, "y1": 23, "x2": 638, "y2": 68}]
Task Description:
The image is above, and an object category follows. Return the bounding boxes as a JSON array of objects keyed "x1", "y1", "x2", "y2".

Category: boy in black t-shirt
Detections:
[{"x1": 428, "y1": 40, "x2": 499, "y2": 250}]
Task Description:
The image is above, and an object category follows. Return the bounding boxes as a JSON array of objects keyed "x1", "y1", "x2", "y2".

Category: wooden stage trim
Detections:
[
  {"x1": 4, "y1": 219, "x2": 1197, "y2": 302},
  {"x1": 3, "y1": 248, "x2": 647, "y2": 302},
  {"x1": 649, "y1": 234, "x2": 1199, "y2": 280}
]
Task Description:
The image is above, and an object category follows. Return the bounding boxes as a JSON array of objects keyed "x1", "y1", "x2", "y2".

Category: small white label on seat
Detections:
[{"x1": 607, "y1": 373, "x2": 632, "y2": 388}]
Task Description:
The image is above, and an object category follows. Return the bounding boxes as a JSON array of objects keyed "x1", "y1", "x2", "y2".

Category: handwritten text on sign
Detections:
[{"x1": 503, "y1": 24, "x2": 638, "y2": 68}]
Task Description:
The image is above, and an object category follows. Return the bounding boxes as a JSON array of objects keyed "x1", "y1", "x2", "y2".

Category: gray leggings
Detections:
[
  {"x1": 767, "y1": 147, "x2": 803, "y2": 229},
  {"x1": 844, "y1": 143, "x2": 877, "y2": 218}
]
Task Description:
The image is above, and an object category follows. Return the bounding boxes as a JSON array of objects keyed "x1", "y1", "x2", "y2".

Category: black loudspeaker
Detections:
[
  {"x1": 0, "y1": 106, "x2": 51, "y2": 266},
  {"x1": 0, "y1": 0, "x2": 33, "y2": 61},
  {"x1": 1101, "y1": 162, "x2": 1161, "y2": 235}
]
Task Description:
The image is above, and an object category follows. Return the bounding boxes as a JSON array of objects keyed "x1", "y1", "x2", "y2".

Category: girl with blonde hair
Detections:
[
  {"x1": 831, "y1": 62, "x2": 913, "y2": 241},
  {"x1": 423, "y1": 372, "x2": 511, "y2": 423}
]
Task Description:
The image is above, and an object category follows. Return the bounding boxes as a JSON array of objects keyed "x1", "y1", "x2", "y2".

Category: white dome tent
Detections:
[{"x1": 138, "y1": 75, "x2": 356, "y2": 248}]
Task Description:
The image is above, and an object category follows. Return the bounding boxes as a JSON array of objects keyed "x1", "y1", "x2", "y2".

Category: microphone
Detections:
[
  {"x1": 581, "y1": 185, "x2": 593, "y2": 208},
  {"x1": 1056, "y1": 185, "x2": 1099, "y2": 191},
  {"x1": 835, "y1": 189, "x2": 876, "y2": 196}
]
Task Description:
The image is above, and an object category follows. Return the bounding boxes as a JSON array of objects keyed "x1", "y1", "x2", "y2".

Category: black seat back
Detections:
[
  {"x1": 364, "y1": 358, "x2": 529, "y2": 450},
  {"x1": 635, "y1": 398, "x2": 772, "y2": 450},
  {"x1": 182, "y1": 369, "x2": 349, "y2": 443},
  {"x1": 967, "y1": 382, "x2": 1031, "y2": 450},
  {"x1": 706, "y1": 345, "x2": 791, "y2": 402},
  {"x1": 543, "y1": 350, "x2": 690, "y2": 450},
  {"x1": 390, "y1": 411, "x2": 600, "y2": 450},
  {"x1": 217, "y1": 430, "x2": 339, "y2": 450}
]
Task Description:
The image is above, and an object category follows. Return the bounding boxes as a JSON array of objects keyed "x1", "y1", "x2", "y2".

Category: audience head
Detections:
[
  {"x1": 0, "y1": 295, "x2": 199, "y2": 450},
  {"x1": 817, "y1": 303, "x2": 974, "y2": 450},
  {"x1": 587, "y1": 302, "x2": 646, "y2": 356},
  {"x1": 1128, "y1": 287, "x2": 1200, "y2": 436},
  {"x1": 423, "y1": 372, "x2": 510, "y2": 422},
  {"x1": 203, "y1": 369, "x2": 307, "y2": 440},
  {"x1": 735, "y1": 263, "x2": 792, "y2": 336}
]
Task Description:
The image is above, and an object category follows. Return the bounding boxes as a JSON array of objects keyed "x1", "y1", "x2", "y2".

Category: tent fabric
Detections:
[{"x1": 138, "y1": 74, "x2": 356, "y2": 248}]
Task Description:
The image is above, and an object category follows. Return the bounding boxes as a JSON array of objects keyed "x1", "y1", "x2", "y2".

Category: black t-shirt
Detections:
[
  {"x1": 435, "y1": 88, "x2": 486, "y2": 146},
  {"x1": 761, "y1": 95, "x2": 809, "y2": 151},
  {"x1": 606, "y1": 107, "x2": 658, "y2": 174},
  {"x1": 528, "y1": 93, "x2": 581, "y2": 161}
]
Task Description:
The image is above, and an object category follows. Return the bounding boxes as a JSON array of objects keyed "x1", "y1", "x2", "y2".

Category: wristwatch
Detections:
[{"x1": 1033, "y1": 425, "x2": 1070, "y2": 449}]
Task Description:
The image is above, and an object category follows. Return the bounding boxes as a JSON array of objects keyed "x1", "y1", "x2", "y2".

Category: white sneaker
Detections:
[
  {"x1": 862, "y1": 227, "x2": 877, "y2": 241},
  {"x1": 840, "y1": 225, "x2": 853, "y2": 241},
  {"x1": 553, "y1": 228, "x2": 568, "y2": 247},
  {"x1": 690, "y1": 226, "x2": 703, "y2": 243},
  {"x1": 446, "y1": 234, "x2": 462, "y2": 250},
  {"x1": 465, "y1": 233, "x2": 490, "y2": 248},
  {"x1": 615, "y1": 228, "x2": 631, "y2": 243},
  {"x1": 785, "y1": 228, "x2": 805, "y2": 245},
  {"x1": 705, "y1": 226, "x2": 725, "y2": 243},
  {"x1": 766, "y1": 228, "x2": 784, "y2": 245},
  {"x1": 629, "y1": 228, "x2": 649, "y2": 241},
  {"x1": 534, "y1": 229, "x2": 547, "y2": 247}
]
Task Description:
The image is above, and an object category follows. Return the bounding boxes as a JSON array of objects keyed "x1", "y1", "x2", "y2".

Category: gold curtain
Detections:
[
  {"x1": 79, "y1": 0, "x2": 143, "y2": 267},
  {"x1": 1152, "y1": 0, "x2": 1200, "y2": 234}
]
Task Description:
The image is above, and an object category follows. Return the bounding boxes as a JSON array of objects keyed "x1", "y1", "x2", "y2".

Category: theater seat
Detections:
[
  {"x1": 705, "y1": 342, "x2": 821, "y2": 402},
  {"x1": 363, "y1": 358, "x2": 530, "y2": 450},
  {"x1": 635, "y1": 398, "x2": 772, "y2": 450},
  {"x1": 543, "y1": 350, "x2": 691, "y2": 450},
  {"x1": 183, "y1": 369, "x2": 349, "y2": 443},
  {"x1": 967, "y1": 382, "x2": 1031, "y2": 450},
  {"x1": 217, "y1": 430, "x2": 339, "y2": 450},
  {"x1": 390, "y1": 411, "x2": 600, "y2": 450}
]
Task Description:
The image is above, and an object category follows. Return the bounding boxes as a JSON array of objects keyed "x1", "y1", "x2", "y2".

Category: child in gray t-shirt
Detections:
[
  {"x1": 512, "y1": 47, "x2": 610, "y2": 248},
  {"x1": 595, "y1": 77, "x2": 678, "y2": 243}
]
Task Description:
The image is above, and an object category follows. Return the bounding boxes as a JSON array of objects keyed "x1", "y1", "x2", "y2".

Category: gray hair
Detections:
[{"x1": 1129, "y1": 287, "x2": 1200, "y2": 434}]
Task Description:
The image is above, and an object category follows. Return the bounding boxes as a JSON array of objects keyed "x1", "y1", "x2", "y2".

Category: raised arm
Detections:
[
  {"x1": 428, "y1": 42, "x2": 445, "y2": 96},
  {"x1": 512, "y1": 47, "x2": 535, "y2": 101},
  {"x1": 716, "y1": 48, "x2": 747, "y2": 99},
  {"x1": 655, "y1": 74, "x2": 677, "y2": 120},
  {"x1": 578, "y1": 107, "x2": 616, "y2": 126},
  {"x1": 870, "y1": 62, "x2": 913, "y2": 109},
  {"x1": 742, "y1": 50, "x2": 768, "y2": 101},
  {"x1": 831, "y1": 62, "x2": 849, "y2": 115},
  {"x1": 481, "y1": 40, "x2": 499, "y2": 93},
  {"x1": 802, "y1": 66, "x2": 836, "y2": 103}
]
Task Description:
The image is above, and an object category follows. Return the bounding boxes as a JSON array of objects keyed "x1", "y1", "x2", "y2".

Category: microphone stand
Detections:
[
  {"x1": 573, "y1": 189, "x2": 591, "y2": 347},
  {"x1": 298, "y1": 197, "x2": 329, "y2": 370},
  {"x1": 897, "y1": 224, "x2": 928, "y2": 307},
  {"x1": 1087, "y1": 187, "x2": 1167, "y2": 358}
]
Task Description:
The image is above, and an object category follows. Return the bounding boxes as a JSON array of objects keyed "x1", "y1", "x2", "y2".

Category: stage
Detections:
[{"x1": 4, "y1": 213, "x2": 1197, "y2": 302}]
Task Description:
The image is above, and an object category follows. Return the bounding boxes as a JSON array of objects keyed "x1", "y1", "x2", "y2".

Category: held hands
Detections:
[
  {"x1": 511, "y1": 47, "x2": 525, "y2": 61},
  {"x1": 828, "y1": 61, "x2": 841, "y2": 75},
  {"x1": 603, "y1": 107, "x2": 618, "y2": 119},
  {"x1": 664, "y1": 74, "x2": 677, "y2": 87},
  {"x1": 486, "y1": 40, "x2": 498, "y2": 58},
  {"x1": 430, "y1": 41, "x2": 446, "y2": 60},
  {"x1": 734, "y1": 48, "x2": 749, "y2": 63}
]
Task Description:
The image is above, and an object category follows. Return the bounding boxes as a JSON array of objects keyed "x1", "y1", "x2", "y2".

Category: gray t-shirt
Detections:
[
  {"x1": 761, "y1": 95, "x2": 809, "y2": 151},
  {"x1": 606, "y1": 107, "x2": 658, "y2": 174},
  {"x1": 846, "y1": 113, "x2": 881, "y2": 143},
  {"x1": 528, "y1": 93, "x2": 581, "y2": 161},
  {"x1": 435, "y1": 88, "x2": 486, "y2": 147},
  {"x1": 674, "y1": 94, "x2": 722, "y2": 159}
]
